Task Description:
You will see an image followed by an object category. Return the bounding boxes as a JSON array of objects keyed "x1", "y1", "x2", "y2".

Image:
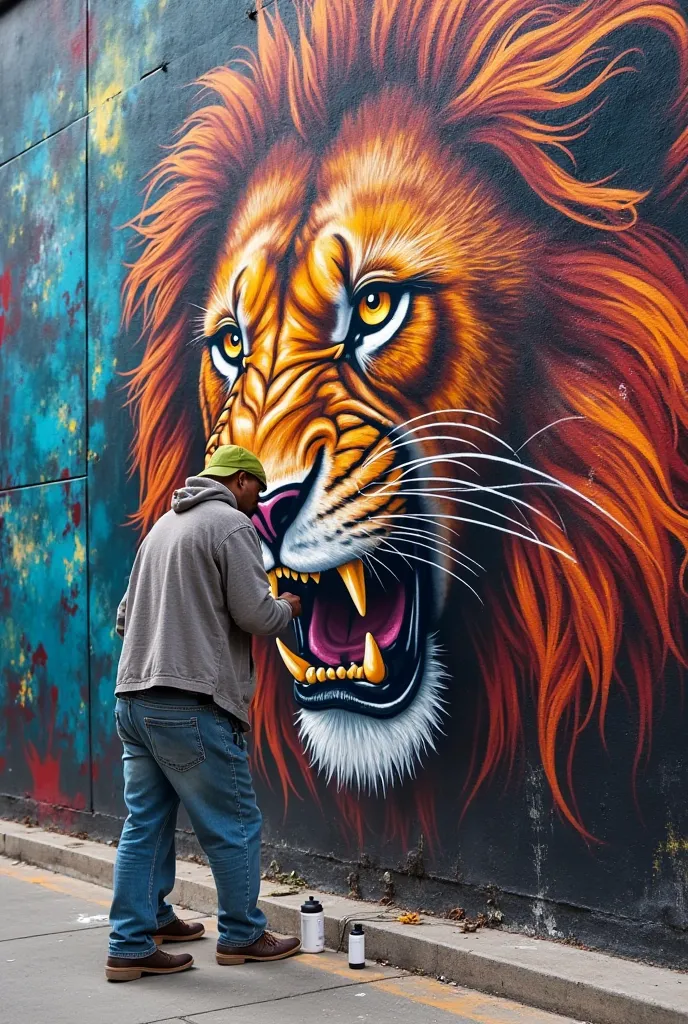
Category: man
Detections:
[{"x1": 106, "y1": 445, "x2": 302, "y2": 982}]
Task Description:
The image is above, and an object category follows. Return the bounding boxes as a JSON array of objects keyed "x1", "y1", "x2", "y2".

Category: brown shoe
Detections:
[
  {"x1": 216, "y1": 930, "x2": 301, "y2": 965},
  {"x1": 154, "y1": 916, "x2": 206, "y2": 944},
  {"x1": 106, "y1": 948, "x2": 194, "y2": 982}
]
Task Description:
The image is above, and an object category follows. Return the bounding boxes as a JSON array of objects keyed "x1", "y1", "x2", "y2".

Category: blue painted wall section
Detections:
[
  {"x1": 0, "y1": 120, "x2": 86, "y2": 489},
  {"x1": 0, "y1": 0, "x2": 86, "y2": 165},
  {"x1": 1, "y1": 0, "x2": 688, "y2": 968},
  {"x1": 0, "y1": 479, "x2": 89, "y2": 810}
]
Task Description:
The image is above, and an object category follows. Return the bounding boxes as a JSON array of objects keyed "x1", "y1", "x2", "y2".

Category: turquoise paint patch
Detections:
[
  {"x1": 0, "y1": 479, "x2": 89, "y2": 806},
  {"x1": 0, "y1": 120, "x2": 86, "y2": 489}
]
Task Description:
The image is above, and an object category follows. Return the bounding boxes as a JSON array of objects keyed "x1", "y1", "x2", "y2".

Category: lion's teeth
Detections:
[
  {"x1": 275, "y1": 638, "x2": 311, "y2": 683},
  {"x1": 275, "y1": 567, "x2": 283, "y2": 578},
  {"x1": 267, "y1": 570, "x2": 278, "y2": 597},
  {"x1": 337, "y1": 559, "x2": 367, "y2": 616},
  {"x1": 300, "y1": 573, "x2": 309, "y2": 583},
  {"x1": 311, "y1": 572, "x2": 321, "y2": 584},
  {"x1": 363, "y1": 632, "x2": 386, "y2": 683},
  {"x1": 277, "y1": 649, "x2": 382, "y2": 687}
]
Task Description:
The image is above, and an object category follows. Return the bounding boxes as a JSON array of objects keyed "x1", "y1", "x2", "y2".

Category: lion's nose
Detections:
[{"x1": 252, "y1": 486, "x2": 303, "y2": 558}]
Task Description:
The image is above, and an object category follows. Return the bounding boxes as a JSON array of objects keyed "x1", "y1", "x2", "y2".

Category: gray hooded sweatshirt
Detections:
[{"x1": 114, "y1": 477, "x2": 292, "y2": 725}]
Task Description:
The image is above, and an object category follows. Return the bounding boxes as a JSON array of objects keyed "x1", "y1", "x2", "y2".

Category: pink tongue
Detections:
[{"x1": 308, "y1": 582, "x2": 405, "y2": 666}]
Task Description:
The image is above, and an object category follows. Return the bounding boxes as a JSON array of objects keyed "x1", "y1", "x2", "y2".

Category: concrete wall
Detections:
[{"x1": 1, "y1": 0, "x2": 688, "y2": 967}]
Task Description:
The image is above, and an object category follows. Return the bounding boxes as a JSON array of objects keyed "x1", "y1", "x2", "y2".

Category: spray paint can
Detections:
[
  {"x1": 300, "y1": 896, "x2": 325, "y2": 953},
  {"x1": 348, "y1": 922, "x2": 366, "y2": 969}
]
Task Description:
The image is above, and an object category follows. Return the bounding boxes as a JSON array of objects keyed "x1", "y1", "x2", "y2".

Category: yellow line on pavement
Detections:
[
  {"x1": 0, "y1": 863, "x2": 567, "y2": 1021},
  {"x1": 372, "y1": 976, "x2": 568, "y2": 1023},
  {"x1": 293, "y1": 953, "x2": 567, "y2": 1022},
  {"x1": 0, "y1": 862, "x2": 111, "y2": 908}
]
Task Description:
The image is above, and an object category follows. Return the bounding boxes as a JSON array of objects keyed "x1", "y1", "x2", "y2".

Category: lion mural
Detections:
[{"x1": 122, "y1": 0, "x2": 688, "y2": 839}]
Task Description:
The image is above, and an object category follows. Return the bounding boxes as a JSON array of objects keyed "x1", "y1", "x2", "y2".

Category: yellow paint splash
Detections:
[
  {"x1": 91, "y1": 96, "x2": 123, "y2": 157},
  {"x1": 73, "y1": 533, "x2": 86, "y2": 566},
  {"x1": 90, "y1": 42, "x2": 126, "y2": 156},
  {"x1": 653, "y1": 824, "x2": 688, "y2": 874}
]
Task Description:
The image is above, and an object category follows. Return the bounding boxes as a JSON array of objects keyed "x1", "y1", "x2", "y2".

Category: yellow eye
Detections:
[
  {"x1": 358, "y1": 290, "x2": 392, "y2": 327},
  {"x1": 219, "y1": 323, "x2": 242, "y2": 359}
]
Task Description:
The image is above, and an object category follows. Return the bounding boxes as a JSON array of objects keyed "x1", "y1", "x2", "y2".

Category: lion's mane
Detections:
[{"x1": 122, "y1": 0, "x2": 688, "y2": 839}]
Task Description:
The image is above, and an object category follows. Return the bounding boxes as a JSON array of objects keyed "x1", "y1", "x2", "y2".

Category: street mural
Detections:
[{"x1": 120, "y1": 0, "x2": 688, "y2": 841}]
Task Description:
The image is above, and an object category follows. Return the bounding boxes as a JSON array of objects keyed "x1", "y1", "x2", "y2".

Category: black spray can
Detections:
[{"x1": 348, "y1": 922, "x2": 365, "y2": 969}]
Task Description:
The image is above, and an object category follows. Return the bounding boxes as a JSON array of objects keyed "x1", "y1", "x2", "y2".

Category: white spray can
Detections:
[
  {"x1": 348, "y1": 922, "x2": 365, "y2": 969},
  {"x1": 300, "y1": 896, "x2": 325, "y2": 953}
]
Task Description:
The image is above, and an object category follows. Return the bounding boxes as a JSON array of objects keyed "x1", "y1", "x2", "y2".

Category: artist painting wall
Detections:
[{"x1": 1, "y1": 0, "x2": 688, "y2": 964}]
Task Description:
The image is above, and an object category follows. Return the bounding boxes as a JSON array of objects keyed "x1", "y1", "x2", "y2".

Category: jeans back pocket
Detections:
[{"x1": 144, "y1": 717, "x2": 206, "y2": 772}]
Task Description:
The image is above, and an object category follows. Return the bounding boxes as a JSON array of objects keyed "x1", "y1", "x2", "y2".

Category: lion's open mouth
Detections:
[{"x1": 271, "y1": 550, "x2": 430, "y2": 717}]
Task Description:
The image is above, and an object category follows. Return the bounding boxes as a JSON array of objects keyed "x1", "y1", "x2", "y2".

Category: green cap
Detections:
[{"x1": 197, "y1": 445, "x2": 267, "y2": 490}]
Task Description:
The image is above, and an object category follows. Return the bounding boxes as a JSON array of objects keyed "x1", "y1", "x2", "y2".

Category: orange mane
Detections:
[{"x1": 123, "y1": 0, "x2": 688, "y2": 840}]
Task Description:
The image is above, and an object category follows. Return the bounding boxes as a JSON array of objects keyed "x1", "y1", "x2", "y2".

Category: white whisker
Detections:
[
  {"x1": 380, "y1": 523, "x2": 484, "y2": 571},
  {"x1": 371, "y1": 512, "x2": 577, "y2": 563},
  {"x1": 366, "y1": 474, "x2": 563, "y2": 533},
  {"x1": 386, "y1": 421, "x2": 517, "y2": 454},
  {"x1": 362, "y1": 552, "x2": 385, "y2": 590},
  {"x1": 515, "y1": 415, "x2": 586, "y2": 454},
  {"x1": 377, "y1": 451, "x2": 641, "y2": 546},
  {"x1": 372, "y1": 489, "x2": 543, "y2": 539},
  {"x1": 378, "y1": 540, "x2": 484, "y2": 604},
  {"x1": 389, "y1": 407, "x2": 501, "y2": 432},
  {"x1": 366, "y1": 551, "x2": 402, "y2": 583},
  {"x1": 386, "y1": 532, "x2": 481, "y2": 577},
  {"x1": 362, "y1": 434, "x2": 483, "y2": 471}
]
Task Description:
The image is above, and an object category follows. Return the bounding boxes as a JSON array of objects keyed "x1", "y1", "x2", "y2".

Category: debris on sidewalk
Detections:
[
  {"x1": 398, "y1": 911, "x2": 421, "y2": 925},
  {"x1": 262, "y1": 859, "x2": 308, "y2": 895}
]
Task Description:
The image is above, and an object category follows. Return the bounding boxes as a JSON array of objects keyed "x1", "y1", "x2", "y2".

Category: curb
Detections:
[{"x1": 2, "y1": 819, "x2": 686, "y2": 1024}]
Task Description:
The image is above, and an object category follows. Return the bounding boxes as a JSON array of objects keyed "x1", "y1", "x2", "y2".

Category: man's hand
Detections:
[{"x1": 280, "y1": 592, "x2": 302, "y2": 618}]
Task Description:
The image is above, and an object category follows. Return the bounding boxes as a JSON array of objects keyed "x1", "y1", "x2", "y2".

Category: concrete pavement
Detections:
[
  {"x1": 0, "y1": 858, "x2": 584, "y2": 1024},
  {"x1": 1, "y1": 820, "x2": 687, "y2": 1024}
]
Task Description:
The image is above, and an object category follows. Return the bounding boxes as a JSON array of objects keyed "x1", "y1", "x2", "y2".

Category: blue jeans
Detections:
[{"x1": 108, "y1": 692, "x2": 266, "y2": 958}]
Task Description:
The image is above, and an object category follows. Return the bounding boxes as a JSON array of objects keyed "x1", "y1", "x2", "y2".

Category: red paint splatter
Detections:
[
  {"x1": 24, "y1": 684, "x2": 85, "y2": 810},
  {"x1": 25, "y1": 744, "x2": 86, "y2": 810},
  {"x1": 0, "y1": 268, "x2": 12, "y2": 349},
  {"x1": 59, "y1": 596, "x2": 79, "y2": 644},
  {"x1": 0, "y1": 268, "x2": 11, "y2": 309},
  {"x1": 0, "y1": 756, "x2": 6, "y2": 775},
  {"x1": 32, "y1": 643, "x2": 48, "y2": 669},
  {"x1": 62, "y1": 282, "x2": 84, "y2": 329},
  {"x1": 70, "y1": 30, "x2": 85, "y2": 64},
  {"x1": 60, "y1": 596, "x2": 78, "y2": 617},
  {"x1": 71, "y1": 501, "x2": 82, "y2": 528},
  {"x1": 60, "y1": 468, "x2": 70, "y2": 479}
]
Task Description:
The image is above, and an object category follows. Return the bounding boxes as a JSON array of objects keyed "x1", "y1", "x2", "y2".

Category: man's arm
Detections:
[
  {"x1": 217, "y1": 525, "x2": 294, "y2": 636},
  {"x1": 115, "y1": 589, "x2": 128, "y2": 639}
]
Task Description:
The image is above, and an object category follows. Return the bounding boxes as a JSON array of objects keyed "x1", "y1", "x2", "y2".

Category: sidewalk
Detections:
[
  {"x1": 0, "y1": 857, "x2": 584, "y2": 1024},
  {"x1": 1, "y1": 818, "x2": 686, "y2": 1024}
]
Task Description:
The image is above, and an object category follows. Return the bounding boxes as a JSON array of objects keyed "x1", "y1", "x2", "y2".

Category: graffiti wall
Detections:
[{"x1": 2, "y1": 0, "x2": 688, "y2": 965}]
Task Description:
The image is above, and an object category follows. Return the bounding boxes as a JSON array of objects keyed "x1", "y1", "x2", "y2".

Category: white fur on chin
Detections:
[{"x1": 296, "y1": 637, "x2": 448, "y2": 794}]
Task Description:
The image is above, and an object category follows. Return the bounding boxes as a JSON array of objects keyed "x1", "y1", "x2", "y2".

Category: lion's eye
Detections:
[
  {"x1": 348, "y1": 284, "x2": 410, "y2": 369},
  {"x1": 208, "y1": 320, "x2": 244, "y2": 386},
  {"x1": 358, "y1": 290, "x2": 392, "y2": 327}
]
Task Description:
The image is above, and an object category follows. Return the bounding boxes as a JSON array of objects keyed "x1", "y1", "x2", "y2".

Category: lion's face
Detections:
[{"x1": 199, "y1": 89, "x2": 531, "y2": 787}]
